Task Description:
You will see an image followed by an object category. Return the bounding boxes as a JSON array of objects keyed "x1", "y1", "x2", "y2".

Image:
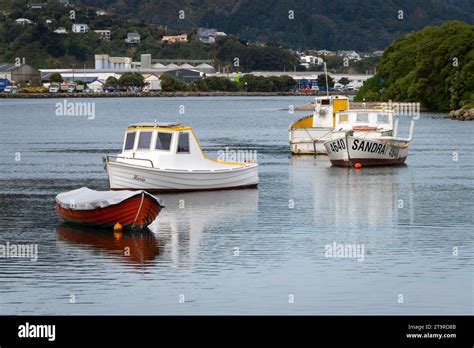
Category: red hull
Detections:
[{"x1": 55, "y1": 195, "x2": 161, "y2": 229}]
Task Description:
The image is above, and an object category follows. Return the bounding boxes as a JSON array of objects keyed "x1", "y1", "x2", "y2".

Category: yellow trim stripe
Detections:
[{"x1": 126, "y1": 125, "x2": 192, "y2": 132}]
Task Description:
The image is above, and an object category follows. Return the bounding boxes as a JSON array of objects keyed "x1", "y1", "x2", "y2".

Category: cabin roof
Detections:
[
  {"x1": 336, "y1": 108, "x2": 394, "y2": 113},
  {"x1": 127, "y1": 122, "x2": 192, "y2": 131}
]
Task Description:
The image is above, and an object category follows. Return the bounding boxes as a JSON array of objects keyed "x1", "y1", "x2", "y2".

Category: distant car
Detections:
[
  {"x1": 311, "y1": 85, "x2": 319, "y2": 91},
  {"x1": 104, "y1": 86, "x2": 119, "y2": 93},
  {"x1": 3, "y1": 86, "x2": 18, "y2": 94},
  {"x1": 67, "y1": 84, "x2": 76, "y2": 93},
  {"x1": 49, "y1": 84, "x2": 59, "y2": 93}
]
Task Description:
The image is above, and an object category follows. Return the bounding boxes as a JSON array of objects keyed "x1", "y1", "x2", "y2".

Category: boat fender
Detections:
[{"x1": 114, "y1": 222, "x2": 123, "y2": 231}]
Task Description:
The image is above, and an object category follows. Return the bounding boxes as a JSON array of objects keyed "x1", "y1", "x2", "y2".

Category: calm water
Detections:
[{"x1": 0, "y1": 97, "x2": 472, "y2": 314}]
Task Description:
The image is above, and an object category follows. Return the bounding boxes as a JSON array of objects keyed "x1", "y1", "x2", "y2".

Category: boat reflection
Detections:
[
  {"x1": 148, "y1": 189, "x2": 259, "y2": 266},
  {"x1": 56, "y1": 223, "x2": 159, "y2": 264},
  {"x1": 289, "y1": 155, "x2": 414, "y2": 228}
]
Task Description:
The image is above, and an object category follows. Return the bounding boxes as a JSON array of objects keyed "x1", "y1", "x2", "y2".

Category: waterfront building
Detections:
[{"x1": 0, "y1": 63, "x2": 41, "y2": 83}]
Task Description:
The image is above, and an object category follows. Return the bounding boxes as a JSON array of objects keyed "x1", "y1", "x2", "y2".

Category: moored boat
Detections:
[
  {"x1": 104, "y1": 122, "x2": 258, "y2": 192},
  {"x1": 55, "y1": 187, "x2": 162, "y2": 229},
  {"x1": 323, "y1": 108, "x2": 415, "y2": 166},
  {"x1": 289, "y1": 95, "x2": 349, "y2": 154}
]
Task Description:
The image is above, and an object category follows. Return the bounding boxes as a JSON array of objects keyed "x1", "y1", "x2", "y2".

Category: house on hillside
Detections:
[
  {"x1": 161, "y1": 34, "x2": 188, "y2": 44},
  {"x1": 72, "y1": 24, "x2": 89, "y2": 33},
  {"x1": 337, "y1": 50, "x2": 361, "y2": 61},
  {"x1": 316, "y1": 50, "x2": 335, "y2": 56},
  {"x1": 54, "y1": 27, "x2": 67, "y2": 34},
  {"x1": 125, "y1": 32, "x2": 141, "y2": 45},
  {"x1": 197, "y1": 28, "x2": 226, "y2": 44},
  {"x1": 94, "y1": 30, "x2": 111, "y2": 40},
  {"x1": 27, "y1": 2, "x2": 47, "y2": 9},
  {"x1": 15, "y1": 18, "x2": 34, "y2": 25},
  {"x1": 299, "y1": 55, "x2": 323, "y2": 68}
]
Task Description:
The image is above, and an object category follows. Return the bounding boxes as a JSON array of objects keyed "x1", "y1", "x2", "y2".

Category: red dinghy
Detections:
[{"x1": 55, "y1": 187, "x2": 162, "y2": 229}]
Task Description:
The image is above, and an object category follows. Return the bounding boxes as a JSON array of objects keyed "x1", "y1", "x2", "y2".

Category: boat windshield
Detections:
[
  {"x1": 177, "y1": 133, "x2": 190, "y2": 153},
  {"x1": 156, "y1": 132, "x2": 172, "y2": 150},
  {"x1": 124, "y1": 132, "x2": 136, "y2": 150},
  {"x1": 137, "y1": 131, "x2": 152, "y2": 150}
]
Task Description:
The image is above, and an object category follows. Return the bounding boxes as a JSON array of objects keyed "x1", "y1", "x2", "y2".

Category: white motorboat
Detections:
[
  {"x1": 104, "y1": 122, "x2": 258, "y2": 192},
  {"x1": 289, "y1": 95, "x2": 350, "y2": 154},
  {"x1": 323, "y1": 108, "x2": 415, "y2": 167}
]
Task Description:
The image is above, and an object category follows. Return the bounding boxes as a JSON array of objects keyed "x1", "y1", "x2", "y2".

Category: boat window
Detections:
[
  {"x1": 155, "y1": 132, "x2": 172, "y2": 150},
  {"x1": 124, "y1": 132, "x2": 136, "y2": 150},
  {"x1": 339, "y1": 114, "x2": 349, "y2": 123},
  {"x1": 177, "y1": 133, "x2": 190, "y2": 153},
  {"x1": 137, "y1": 131, "x2": 152, "y2": 150},
  {"x1": 356, "y1": 113, "x2": 369, "y2": 122},
  {"x1": 377, "y1": 113, "x2": 390, "y2": 123},
  {"x1": 321, "y1": 99, "x2": 330, "y2": 105}
]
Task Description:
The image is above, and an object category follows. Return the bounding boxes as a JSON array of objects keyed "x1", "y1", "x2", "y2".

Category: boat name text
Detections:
[{"x1": 133, "y1": 175, "x2": 146, "y2": 182}]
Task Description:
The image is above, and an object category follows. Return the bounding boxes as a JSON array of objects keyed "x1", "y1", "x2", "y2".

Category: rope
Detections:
[{"x1": 131, "y1": 192, "x2": 145, "y2": 230}]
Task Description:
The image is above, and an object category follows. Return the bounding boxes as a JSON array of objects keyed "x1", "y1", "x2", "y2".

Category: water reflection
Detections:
[
  {"x1": 149, "y1": 189, "x2": 259, "y2": 266},
  {"x1": 56, "y1": 223, "x2": 159, "y2": 264},
  {"x1": 289, "y1": 156, "x2": 415, "y2": 228}
]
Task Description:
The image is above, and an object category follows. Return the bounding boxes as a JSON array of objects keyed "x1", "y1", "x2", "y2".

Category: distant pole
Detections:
[
  {"x1": 71, "y1": 63, "x2": 75, "y2": 82},
  {"x1": 324, "y1": 62, "x2": 329, "y2": 98}
]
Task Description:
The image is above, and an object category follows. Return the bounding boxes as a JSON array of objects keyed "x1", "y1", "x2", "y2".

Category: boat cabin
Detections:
[
  {"x1": 334, "y1": 109, "x2": 394, "y2": 132},
  {"x1": 313, "y1": 95, "x2": 349, "y2": 128},
  {"x1": 117, "y1": 122, "x2": 247, "y2": 170}
]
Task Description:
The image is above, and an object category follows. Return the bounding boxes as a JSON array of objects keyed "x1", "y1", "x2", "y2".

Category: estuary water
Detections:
[{"x1": 0, "y1": 96, "x2": 472, "y2": 314}]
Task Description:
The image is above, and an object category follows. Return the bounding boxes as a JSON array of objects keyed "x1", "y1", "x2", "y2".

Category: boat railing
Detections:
[{"x1": 107, "y1": 155, "x2": 155, "y2": 168}]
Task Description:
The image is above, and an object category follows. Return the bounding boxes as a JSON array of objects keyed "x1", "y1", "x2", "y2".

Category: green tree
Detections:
[
  {"x1": 159, "y1": 73, "x2": 188, "y2": 92},
  {"x1": 355, "y1": 21, "x2": 474, "y2": 111},
  {"x1": 105, "y1": 76, "x2": 119, "y2": 87},
  {"x1": 317, "y1": 74, "x2": 335, "y2": 88},
  {"x1": 50, "y1": 72, "x2": 63, "y2": 83},
  {"x1": 118, "y1": 72, "x2": 145, "y2": 90},
  {"x1": 239, "y1": 74, "x2": 273, "y2": 92}
]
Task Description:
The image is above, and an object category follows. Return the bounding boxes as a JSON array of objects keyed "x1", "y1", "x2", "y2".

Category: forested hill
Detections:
[
  {"x1": 76, "y1": 0, "x2": 474, "y2": 50},
  {"x1": 355, "y1": 21, "x2": 474, "y2": 112}
]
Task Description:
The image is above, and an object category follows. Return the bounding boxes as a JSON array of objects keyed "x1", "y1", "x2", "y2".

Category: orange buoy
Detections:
[
  {"x1": 354, "y1": 163, "x2": 362, "y2": 169},
  {"x1": 113, "y1": 222, "x2": 123, "y2": 231}
]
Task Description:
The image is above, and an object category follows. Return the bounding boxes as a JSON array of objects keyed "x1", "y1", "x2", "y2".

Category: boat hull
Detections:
[
  {"x1": 106, "y1": 161, "x2": 259, "y2": 192},
  {"x1": 324, "y1": 135, "x2": 409, "y2": 167},
  {"x1": 55, "y1": 195, "x2": 161, "y2": 228},
  {"x1": 289, "y1": 127, "x2": 334, "y2": 155}
]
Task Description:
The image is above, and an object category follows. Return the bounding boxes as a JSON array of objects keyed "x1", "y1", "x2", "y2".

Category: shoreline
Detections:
[{"x1": 0, "y1": 91, "x2": 356, "y2": 99}]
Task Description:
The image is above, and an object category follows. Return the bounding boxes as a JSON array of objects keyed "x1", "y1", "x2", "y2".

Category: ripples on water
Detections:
[{"x1": 0, "y1": 97, "x2": 472, "y2": 314}]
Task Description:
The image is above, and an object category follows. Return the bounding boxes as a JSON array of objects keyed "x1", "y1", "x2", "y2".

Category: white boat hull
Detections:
[
  {"x1": 289, "y1": 127, "x2": 334, "y2": 155},
  {"x1": 106, "y1": 160, "x2": 259, "y2": 192},
  {"x1": 324, "y1": 135, "x2": 409, "y2": 166}
]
